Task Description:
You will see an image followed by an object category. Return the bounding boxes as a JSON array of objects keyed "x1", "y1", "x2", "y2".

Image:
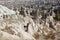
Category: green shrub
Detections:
[{"x1": 54, "y1": 13, "x2": 60, "y2": 21}]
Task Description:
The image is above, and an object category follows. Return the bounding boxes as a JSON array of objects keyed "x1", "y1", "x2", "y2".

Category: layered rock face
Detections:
[{"x1": 0, "y1": 5, "x2": 60, "y2": 40}]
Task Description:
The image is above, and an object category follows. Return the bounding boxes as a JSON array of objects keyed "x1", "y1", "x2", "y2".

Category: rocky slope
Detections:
[{"x1": 0, "y1": 5, "x2": 60, "y2": 40}]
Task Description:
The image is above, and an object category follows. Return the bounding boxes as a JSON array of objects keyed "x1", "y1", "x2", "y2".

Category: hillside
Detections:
[{"x1": 0, "y1": 5, "x2": 60, "y2": 40}]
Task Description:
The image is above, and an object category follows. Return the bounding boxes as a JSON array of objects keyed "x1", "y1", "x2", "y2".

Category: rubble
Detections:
[{"x1": 0, "y1": 5, "x2": 60, "y2": 40}]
